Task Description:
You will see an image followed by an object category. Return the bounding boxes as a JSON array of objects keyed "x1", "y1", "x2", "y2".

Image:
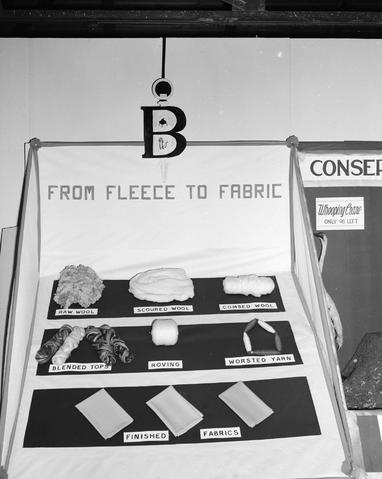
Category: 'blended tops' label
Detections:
[{"x1": 49, "y1": 362, "x2": 111, "y2": 373}]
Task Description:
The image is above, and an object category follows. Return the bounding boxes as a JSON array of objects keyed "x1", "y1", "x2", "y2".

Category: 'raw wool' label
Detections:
[
  {"x1": 55, "y1": 308, "x2": 98, "y2": 316},
  {"x1": 48, "y1": 362, "x2": 111, "y2": 373},
  {"x1": 134, "y1": 305, "x2": 193, "y2": 314},
  {"x1": 219, "y1": 302, "x2": 277, "y2": 311},
  {"x1": 124, "y1": 431, "x2": 169, "y2": 443},
  {"x1": 200, "y1": 427, "x2": 241, "y2": 440},
  {"x1": 148, "y1": 360, "x2": 183, "y2": 370},
  {"x1": 225, "y1": 354, "x2": 295, "y2": 366}
]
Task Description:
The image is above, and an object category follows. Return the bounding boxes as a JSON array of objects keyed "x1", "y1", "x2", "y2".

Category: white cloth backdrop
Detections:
[{"x1": 38, "y1": 144, "x2": 291, "y2": 279}]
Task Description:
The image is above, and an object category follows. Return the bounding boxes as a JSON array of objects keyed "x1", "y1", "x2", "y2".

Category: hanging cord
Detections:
[{"x1": 161, "y1": 37, "x2": 166, "y2": 79}]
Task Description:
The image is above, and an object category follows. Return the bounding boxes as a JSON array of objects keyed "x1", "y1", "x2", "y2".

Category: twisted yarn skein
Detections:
[
  {"x1": 86, "y1": 324, "x2": 134, "y2": 366},
  {"x1": 35, "y1": 324, "x2": 73, "y2": 364},
  {"x1": 51, "y1": 326, "x2": 85, "y2": 366}
]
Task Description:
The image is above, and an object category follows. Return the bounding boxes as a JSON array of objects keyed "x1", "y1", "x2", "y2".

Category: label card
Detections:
[
  {"x1": 225, "y1": 354, "x2": 295, "y2": 367},
  {"x1": 148, "y1": 360, "x2": 183, "y2": 370},
  {"x1": 200, "y1": 427, "x2": 241, "y2": 440},
  {"x1": 134, "y1": 305, "x2": 193, "y2": 314},
  {"x1": 219, "y1": 302, "x2": 277, "y2": 311},
  {"x1": 124, "y1": 430, "x2": 169, "y2": 443},
  {"x1": 49, "y1": 362, "x2": 111, "y2": 373},
  {"x1": 316, "y1": 197, "x2": 364, "y2": 230},
  {"x1": 55, "y1": 308, "x2": 98, "y2": 316}
]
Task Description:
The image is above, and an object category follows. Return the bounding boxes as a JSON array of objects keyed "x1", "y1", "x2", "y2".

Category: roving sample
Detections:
[{"x1": 151, "y1": 318, "x2": 179, "y2": 346}]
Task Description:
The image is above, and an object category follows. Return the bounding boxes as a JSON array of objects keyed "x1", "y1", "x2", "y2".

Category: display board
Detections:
[
  {"x1": 1, "y1": 142, "x2": 354, "y2": 479},
  {"x1": 47, "y1": 276, "x2": 285, "y2": 319}
]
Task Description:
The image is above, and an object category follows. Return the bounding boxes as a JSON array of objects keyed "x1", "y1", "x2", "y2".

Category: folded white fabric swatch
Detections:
[
  {"x1": 146, "y1": 386, "x2": 203, "y2": 437},
  {"x1": 75, "y1": 389, "x2": 134, "y2": 439},
  {"x1": 219, "y1": 382, "x2": 273, "y2": 428}
]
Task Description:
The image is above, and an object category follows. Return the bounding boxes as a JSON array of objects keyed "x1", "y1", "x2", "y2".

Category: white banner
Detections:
[{"x1": 38, "y1": 144, "x2": 291, "y2": 278}]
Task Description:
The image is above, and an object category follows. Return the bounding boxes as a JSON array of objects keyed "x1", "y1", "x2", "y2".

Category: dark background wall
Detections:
[{"x1": 305, "y1": 186, "x2": 382, "y2": 369}]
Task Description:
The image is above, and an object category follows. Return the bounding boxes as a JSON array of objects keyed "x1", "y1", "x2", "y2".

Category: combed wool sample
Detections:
[
  {"x1": 35, "y1": 324, "x2": 73, "y2": 364},
  {"x1": 129, "y1": 268, "x2": 194, "y2": 303},
  {"x1": 54, "y1": 264, "x2": 105, "y2": 309},
  {"x1": 51, "y1": 326, "x2": 85, "y2": 366},
  {"x1": 223, "y1": 274, "x2": 275, "y2": 297},
  {"x1": 86, "y1": 324, "x2": 134, "y2": 366}
]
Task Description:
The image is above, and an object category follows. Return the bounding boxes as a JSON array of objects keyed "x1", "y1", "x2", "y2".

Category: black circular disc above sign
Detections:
[{"x1": 152, "y1": 78, "x2": 173, "y2": 100}]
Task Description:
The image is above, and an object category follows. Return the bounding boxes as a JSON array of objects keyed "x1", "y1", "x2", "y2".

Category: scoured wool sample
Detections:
[
  {"x1": 51, "y1": 326, "x2": 85, "y2": 366},
  {"x1": 223, "y1": 274, "x2": 275, "y2": 297},
  {"x1": 129, "y1": 268, "x2": 194, "y2": 303},
  {"x1": 54, "y1": 264, "x2": 105, "y2": 309},
  {"x1": 35, "y1": 324, "x2": 73, "y2": 364},
  {"x1": 86, "y1": 324, "x2": 134, "y2": 366}
]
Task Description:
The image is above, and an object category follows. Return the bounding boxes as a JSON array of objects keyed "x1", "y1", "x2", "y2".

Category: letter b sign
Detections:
[{"x1": 142, "y1": 106, "x2": 187, "y2": 158}]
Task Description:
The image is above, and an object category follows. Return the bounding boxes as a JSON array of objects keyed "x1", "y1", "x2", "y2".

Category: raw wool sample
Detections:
[
  {"x1": 151, "y1": 318, "x2": 178, "y2": 346},
  {"x1": 129, "y1": 268, "x2": 194, "y2": 303},
  {"x1": 35, "y1": 324, "x2": 73, "y2": 364},
  {"x1": 51, "y1": 326, "x2": 85, "y2": 366},
  {"x1": 223, "y1": 274, "x2": 275, "y2": 297},
  {"x1": 54, "y1": 264, "x2": 105, "y2": 309},
  {"x1": 86, "y1": 324, "x2": 134, "y2": 366}
]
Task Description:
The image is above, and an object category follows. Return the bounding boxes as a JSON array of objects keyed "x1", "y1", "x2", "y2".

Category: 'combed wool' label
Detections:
[
  {"x1": 134, "y1": 305, "x2": 193, "y2": 314},
  {"x1": 55, "y1": 308, "x2": 98, "y2": 316},
  {"x1": 148, "y1": 360, "x2": 183, "y2": 370},
  {"x1": 219, "y1": 302, "x2": 276, "y2": 311},
  {"x1": 225, "y1": 354, "x2": 295, "y2": 366},
  {"x1": 124, "y1": 431, "x2": 169, "y2": 443},
  {"x1": 49, "y1": 362, "x2": 111, "y2": 373},
  {"x1": 200, "y1": 427, "x2": 241, "y2": 440}
]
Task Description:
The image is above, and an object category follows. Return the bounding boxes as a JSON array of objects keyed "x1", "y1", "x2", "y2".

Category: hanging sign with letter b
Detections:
[
  {"x1": 142, "y1": 105, "x2": 187, "y2": 158},
  {"x1": 142, "y1": 76, "x2": 187, "y2": 158}
]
